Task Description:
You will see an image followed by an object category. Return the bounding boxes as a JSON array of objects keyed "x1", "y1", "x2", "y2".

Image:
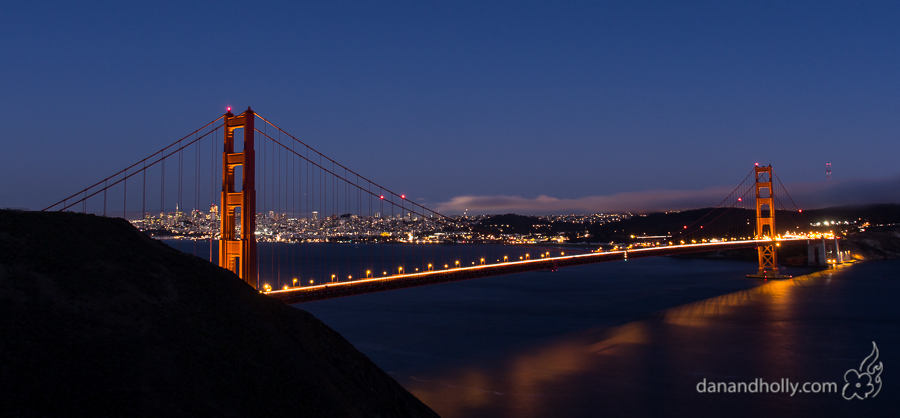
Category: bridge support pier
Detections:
[{"x1": 806, "y1": 237, "x2": 849, "y2": 266}]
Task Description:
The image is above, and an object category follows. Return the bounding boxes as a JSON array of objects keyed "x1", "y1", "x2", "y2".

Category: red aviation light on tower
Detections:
[
  {"x1": 226, "y1": 106, "x2": 231, "y2": 112},
  {"x1": 755, "y1": 162, "x2": 759, "y2": 167},
  {"x1": 401, "y1": 194, "x2": 406, "y2": 199},
  {"x1": 380, "y1": 195, "x2": 384, "y2": 199}
]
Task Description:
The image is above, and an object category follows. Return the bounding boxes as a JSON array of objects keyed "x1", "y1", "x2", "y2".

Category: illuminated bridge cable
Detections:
[
  {"x1": 680, "y1": 167, "x2": 755, "y2": 233},
  {"x1": 680, "y1": 184, "x2": 755, "y2": 241},
  {"x1": 253, "y1": 128, "x2": 464, "y2": 231},
  {"x1": 45, "y1": 123, "x2": 224, "y2": 213},
  {"x1": 253, "y1": 114, "x2": 454, "y2": 223},
  {"x1": 679, "y1": 168, "x2": 756, "y2": 241},
  {"x1": 773, "y1": 171, "x2": 809, "y2": 224},
  {"x1": 44, "y1": 116, "x2": 225, "y2": 212}
]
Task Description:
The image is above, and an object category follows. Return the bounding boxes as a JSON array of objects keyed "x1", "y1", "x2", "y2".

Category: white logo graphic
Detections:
[{"x1": 842, "y1": 341, "x2": 883, "y2": 400}]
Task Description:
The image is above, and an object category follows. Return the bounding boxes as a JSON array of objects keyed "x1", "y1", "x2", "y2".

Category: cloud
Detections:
[
  {"x1": 781, "y1": 175, "x2": 900, "y2": 209},
  {"x1": 434, "y1": 175, "x2": 900, "y2": 215}
]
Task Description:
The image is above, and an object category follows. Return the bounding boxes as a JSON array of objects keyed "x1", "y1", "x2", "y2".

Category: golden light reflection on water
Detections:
[
  {"x1": 586, "y1": 321, "x2": 649, "y2": 354},
  {"x1": 411, "y1": 339, "x2": 603, "y2": 418},
  {"x1": 663, "y1": 267, "x2": 846, "y2": 330},
  {"x1": 407, "y1": 268, "x2": 846, "y2": 418}
]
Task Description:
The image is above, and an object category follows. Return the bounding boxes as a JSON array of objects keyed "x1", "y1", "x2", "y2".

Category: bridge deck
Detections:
[{"x1": 268, "y1": 239, "x2": 806, "y2": 304}]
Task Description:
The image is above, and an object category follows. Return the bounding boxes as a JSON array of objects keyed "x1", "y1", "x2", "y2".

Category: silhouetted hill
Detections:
[
  {"x1": 0, "y1": 210, "x2": 438, "y2": 418},
  {"x1": 470, "y1": 204, "x2": 900, "y2": 244},
  {"x1": 800, "y1": 203, "x2": 900, "y2": 226},
  {"x1": 583, "y1": 204, "x2": 900, "y2": 243},
  {"x1": 478, "y1": 213, "x2": 552, "y2": 235}
]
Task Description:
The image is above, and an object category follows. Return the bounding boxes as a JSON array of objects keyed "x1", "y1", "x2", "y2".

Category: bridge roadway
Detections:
[{"x1": 268, "y1": 238, "x2": 806, "y2": 304}]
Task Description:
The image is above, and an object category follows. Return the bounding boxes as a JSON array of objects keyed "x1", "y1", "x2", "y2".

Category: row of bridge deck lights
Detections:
[
  {"x1": 260, "y1": 235, "x2": 820, "y2": 292},
  {"x1": 261, "y1": 251, "x2": 571, "y2": 292},
  {"x1": 260, "y1": 236, "x2": 780, "y2": 292}
]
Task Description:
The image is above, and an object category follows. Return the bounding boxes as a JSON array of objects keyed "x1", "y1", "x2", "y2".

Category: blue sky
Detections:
[{"x1": 3, "y1": 1, "x2": 899, "y2": 214}]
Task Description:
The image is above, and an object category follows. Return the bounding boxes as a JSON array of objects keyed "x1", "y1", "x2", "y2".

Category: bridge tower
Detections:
[
  {"x1": 750, "y1": 164, "x2": 783, "y2": 278},
  {"x1": 219, "y1": 107, "x2": 257, "y2": 288}
]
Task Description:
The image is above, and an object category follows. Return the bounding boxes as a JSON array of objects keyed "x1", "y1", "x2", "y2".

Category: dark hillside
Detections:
[
  {"x1": 801, "y1": 203, "x2": 900, "y2": 226},
  {"x1": 478, "y1": 213, "x2": 552, "y2": 235},
  {"x1": 583, "y1": 204, "x2": 900, "y2": 243},
  {"x1": 0, "y1": 210, "x2": 438, "y2": 418}
]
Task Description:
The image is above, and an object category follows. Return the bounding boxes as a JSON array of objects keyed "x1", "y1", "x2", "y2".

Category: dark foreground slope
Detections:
[{"x1": 0, "y1": 210, "x2": 438, "y2": 418}]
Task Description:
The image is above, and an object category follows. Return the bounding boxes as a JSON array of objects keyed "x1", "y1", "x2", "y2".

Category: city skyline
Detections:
[{"x1": 3, "y1": 1, "x2": 900, "y2": 214}]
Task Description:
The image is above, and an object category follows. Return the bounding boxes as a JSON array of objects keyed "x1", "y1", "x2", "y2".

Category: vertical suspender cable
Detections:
[
  {"x1": 142, "y1": 161, "x2": 146, "y2": 220},
  {"x1": 178, "y1": 139, "x2": 183, "y2": 215}
]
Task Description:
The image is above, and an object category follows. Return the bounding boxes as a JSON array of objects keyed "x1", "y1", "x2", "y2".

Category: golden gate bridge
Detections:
[{"x1": 43, "y1": 107, "x2": 818, "y2": 303}]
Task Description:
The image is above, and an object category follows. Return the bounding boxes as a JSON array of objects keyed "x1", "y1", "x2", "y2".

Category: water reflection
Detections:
[
  {"x1": 661, "y1": 272, "x2": 827, "y2": 327},
  {"x1": 403, "y1": 268, "x2": 848, "y2": 418}
]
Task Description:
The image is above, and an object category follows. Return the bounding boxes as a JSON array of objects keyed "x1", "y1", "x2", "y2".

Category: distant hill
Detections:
[
  {"x1": 800, "y1": 203, "x2": 900, "y2": 225},
  {"x1": 475, "y1": 204, "x2": 900, "y2": 244},
  {"x1": 477, "y1": 213, "x2": 553, "y2": 235},
  {"x1": 0, "y1": 210, "x2": 437, "y2": 418},
  {"x1": 586, "y1": 204, "x2": 900, "y2": 243}
]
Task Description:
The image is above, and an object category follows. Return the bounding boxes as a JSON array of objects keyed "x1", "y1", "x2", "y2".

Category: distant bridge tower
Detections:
[
  {"x1": 751, "y1": 164, "x2": 782, "y2": 278},
  {"x1": 219, "y1": 107, "x2": 258, "y2": 289}
]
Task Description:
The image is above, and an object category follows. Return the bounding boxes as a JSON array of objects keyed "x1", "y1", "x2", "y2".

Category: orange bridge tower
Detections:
[
  {"x1": 749, "y1": 164, "x2": 786, "y2": 278},
  {"x1": 219, "y1": 107, "x2": 257, "y2": 288}
]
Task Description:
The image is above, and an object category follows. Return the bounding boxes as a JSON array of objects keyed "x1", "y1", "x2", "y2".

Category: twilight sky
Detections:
[{"x1": 2, "y1": 1, "x2": 899, "y2": 214}]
